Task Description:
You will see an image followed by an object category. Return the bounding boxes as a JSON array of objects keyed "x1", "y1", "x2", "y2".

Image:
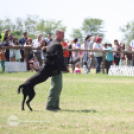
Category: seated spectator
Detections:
[
  {"x1": 125, "y1": 45, "x2": 133, "y2": 66},
  {"x1": 74, "y1": 62, "x2": 81, "y2": 74},
  {"x1": 28, "y1": 57, "x2": 39, "y2": 72},
  {"x1": 0, "y1": 49, "x2": 6, "y2": 71}
]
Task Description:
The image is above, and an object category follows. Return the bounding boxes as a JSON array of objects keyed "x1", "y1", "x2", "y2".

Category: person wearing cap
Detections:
[
  {"x1": 93, "y1": 37, "x2": 103, "y2": 73},
  {"x1": 19, "y1": 32, "x2": 28, "y2": 62},
  {"x1": 0, "y1": 30, "x2": 9, "y2": 43},
  {"x1": 46, "y1": 33, "x2": 53, "y2": 45}
]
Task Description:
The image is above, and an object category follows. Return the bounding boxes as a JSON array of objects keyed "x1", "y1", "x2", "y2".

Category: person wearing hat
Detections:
[
  {"x1": 0, "y1": 30, "x2": 9, "y2": 43},
  {"x1": 18, "y1": 30, "x2": 67, "y2": 111},
  {"x1": 93, "y1": 37, "x2": 103, "y2": 73},
  {"x1": 19, "y1": 32, "x2": 28, "y2": 62}
]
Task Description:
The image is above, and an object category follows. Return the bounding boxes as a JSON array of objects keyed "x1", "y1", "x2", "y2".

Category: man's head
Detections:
[
  {"x1": 23, "y1": 32, "x2": 27, "y2": 38},
  {"x1": 8, "y1": 34, "x2": 13, "y2": 40},
  {"x1": 37, "y1": 34, "x2": 42, "y2": 41},
  {"x1": 5, "y1": 29, "x2": 9, "y2": 36},
  {"x1": 55, "y1": 30, "x2": 64, "y2": 41},
  {"x1": 48, "y1": 33, "x2": 52, "y2": 40}
]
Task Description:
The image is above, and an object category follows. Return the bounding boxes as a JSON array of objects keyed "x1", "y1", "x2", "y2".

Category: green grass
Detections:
[{"x1": 0, "y1": 70, "x2": 134, "y2": 134}]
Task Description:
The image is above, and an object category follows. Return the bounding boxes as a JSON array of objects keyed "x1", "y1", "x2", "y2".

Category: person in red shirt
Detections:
[{"x1": 61, "y1": 39, "x2": 70, "y2": 72}]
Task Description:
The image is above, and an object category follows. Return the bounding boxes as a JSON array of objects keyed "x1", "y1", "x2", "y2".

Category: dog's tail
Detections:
[{"x1": 17, "y1": 85, "x2": 23, "y2": 94}]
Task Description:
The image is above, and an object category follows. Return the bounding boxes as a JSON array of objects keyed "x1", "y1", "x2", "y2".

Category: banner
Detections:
[
  {"x1": 5, "y1": 62, "x2": 27, "y2": 72},
  {"x1": 109, "y1": 65, "x2": 134, "y2": 76}
]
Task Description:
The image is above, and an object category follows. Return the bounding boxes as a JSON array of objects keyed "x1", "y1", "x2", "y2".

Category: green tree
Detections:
[
  {"x1": 120, "y1": 21, "x2": 134, "y2": 45},
  {"x1": 70, "y1": 28, "x2": 83, "y2": 44},
  {"x1": 82, "y1": 18, "x2": 105, "y2": 37}
]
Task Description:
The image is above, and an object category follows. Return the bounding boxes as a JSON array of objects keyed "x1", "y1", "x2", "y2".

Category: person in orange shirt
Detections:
[
  {"x1": 61, "y1": 39, "x2": 70, "y2": 72},
  {"x1": 0, "y1": 49, "x2": 6, "y2": 71}
]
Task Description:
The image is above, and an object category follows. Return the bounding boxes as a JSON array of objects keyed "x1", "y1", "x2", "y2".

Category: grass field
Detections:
[{"x1": 0, "y1": 70, "x2": 134, "y2": 134}]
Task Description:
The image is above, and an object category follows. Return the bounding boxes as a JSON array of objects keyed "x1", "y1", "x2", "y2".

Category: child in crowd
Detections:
[
  {"x1": 28, "y1": 57, "x2": 39, "y2": 72},
  {"x1": 74, "y1": 62, "x2": 81, "y2": 74},
  {"x1": 0, "y1": 49, "x2": 6, "y2": 71},
  {"x1": 105, "y1": 44, "x2": 114, "y2": 74},
  {"x1": 125, "y1": 45, "x2": 133, "y2": 66}
]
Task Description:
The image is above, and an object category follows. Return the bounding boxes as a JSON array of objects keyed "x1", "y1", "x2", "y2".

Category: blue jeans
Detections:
[{"x1": 95, "y1": 57, "x2": 102, "y2": 73}]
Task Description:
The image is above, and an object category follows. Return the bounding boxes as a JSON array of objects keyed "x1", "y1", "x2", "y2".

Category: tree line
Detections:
[{"x1": 0, "y1": 14, "x2": 133, "y2": 44}]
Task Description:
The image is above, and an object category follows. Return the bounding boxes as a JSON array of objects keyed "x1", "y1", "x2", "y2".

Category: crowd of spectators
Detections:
[{"x1": 0, "y1": 29, "x2": 134, "y2": 74}]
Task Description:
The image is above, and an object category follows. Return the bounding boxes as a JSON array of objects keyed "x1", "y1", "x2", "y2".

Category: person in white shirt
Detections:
[
  {"x1": 32, "y1": 34, "x2": 42, "y2": 66},
  {"x1": 93, "y1": 37, "x2": 103, "y2": 73}
]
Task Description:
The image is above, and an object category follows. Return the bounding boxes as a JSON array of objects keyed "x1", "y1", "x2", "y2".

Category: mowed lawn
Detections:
[{"x1": 0, "y1": 70, "x2": 134, "y2": 134}]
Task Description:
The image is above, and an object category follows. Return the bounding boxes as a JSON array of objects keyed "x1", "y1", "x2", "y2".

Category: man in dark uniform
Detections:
[
  {"x1": 45, "y1": 30, "x2": 65, "y2": 110},
  {"x1": 18, "y1": 30, "x2": 67, "y2": 111}
]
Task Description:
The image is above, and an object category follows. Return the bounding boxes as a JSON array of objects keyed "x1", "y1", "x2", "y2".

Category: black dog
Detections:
[{"x1": 18, "y1": 64, "x2": 50, "y2": 111}]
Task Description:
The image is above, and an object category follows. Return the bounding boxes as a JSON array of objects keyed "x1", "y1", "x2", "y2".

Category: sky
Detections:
[{"x1": 0, "y1": 0, "x2": 134, "y2": 44}]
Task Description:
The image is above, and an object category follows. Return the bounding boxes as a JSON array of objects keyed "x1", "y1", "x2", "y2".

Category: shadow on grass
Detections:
[{"x1": 61, "y1": 109, "x2": 97, "y2": 113}]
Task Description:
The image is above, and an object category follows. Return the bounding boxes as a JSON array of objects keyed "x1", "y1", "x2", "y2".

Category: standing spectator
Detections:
[
  {"x1": 93, "y1": 37, "x2": 103, "y2": 73},
  {"x1": 105, "y1": 44, "x2": 114, "y2": 74},
  {"x1": 71, "y1": 38, "x2": 81, "y2": 72},
  {"x1": 68, "y1": 40, "x2": 73, "y2": 65},
  {"x1": 130, "y1": 38, "x2": 134, "y2": 50},
  {"x1": 24, "y1": 38, "x2": 33, "y2": 70},
  {"x1": 46, "y1": 33, "x2": 53, "y2": 45},
  {"x1": 24, "y1": 38, "x2": 33, "y2": 61},
  {"x1": 1, "y1": 38, "x2": 10, "y2": 61},
  {"x1": 113, "y1": 40, "x2": 121, "y2": 65},
  {"x1": 0, "y1": 49, "x2": 6, "y2": 71},
  {"x1": 12, "y1": 38, "x2": 21, "y2": 62},
  {"x1": 0, "y1": 29, "x2": 9, "y2": 43},
  {"x1": 83, "y1": 35, "x2": 91, "y2": 74},
  {"x1": 39, "y1": 39, "x2": 48, "y2": 63},
  {"x1": 32, "y1": 34, "x2": 42, "y2": 66},
  {"x1": 19, "y1": 32, "x2": 28, "y2": 62},
  {"x1": 120, "y1": 42, "x2": 126, "y2": 66},
  {"x1": 61, "y1": 39, "x2": 70, "y2": 71},
  {"x1": 8, "y1": 35, "x2": 13, "y2": 61},
  {"x1": 125, "y1": 45, "x2": 133, "y2": 66},
  {"x1": 88, "y1": 36, "x2": 96, "y2": 72}
]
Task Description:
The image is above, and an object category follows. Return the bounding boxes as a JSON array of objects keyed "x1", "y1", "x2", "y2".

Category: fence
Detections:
[{"x1": 0, "y1": 45, "x2": 134, "y2": 74}]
